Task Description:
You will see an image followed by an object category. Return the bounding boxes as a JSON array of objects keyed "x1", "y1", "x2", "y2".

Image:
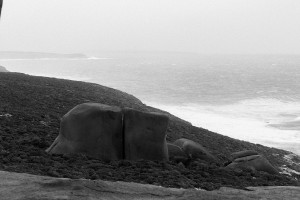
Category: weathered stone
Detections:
[
  {"x1": 234, "y1": 155, "x2": 261, "y2": 163},
  {"x1": 174, "y1": 138, "x2": 217, "y2": 163},
  {"x1": 46, "y1": 103, "x2": 123, "y2": 160},
  {"x1": 231, "y1": 150, "x2": 259, "y2": 160},
  {"x1": 1, "y1": 170, "x2": 300, "y2": 200},
  {"x1": 167, "y1": 143, "x2": 188, "y2": 162},
  {"x1": 123, "y1": 108, "x2": 169, "y2": 161},
  {"x1": 226, "y1": 155, "x2": 279, "y2": 174}
]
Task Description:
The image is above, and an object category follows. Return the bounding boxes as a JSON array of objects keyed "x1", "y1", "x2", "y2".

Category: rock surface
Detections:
[
  {"x1": 231, "y1": 150, "x2": 259, "y2": 160},
  {"x1": 226, "y1": 155, "x2": 279, "y2": 174},
  {"x1": 0, "y1": 170, "x2": 300, "y2": 200},
  {"x1": 46, "y1": 103, "x2": 123, "y2": 161},
  {"x1": 47, "y1": 104, "x2": 170, "y2": 161},
  {"x1": 174, "y1": 138, "x2": 218, "y2": 163},
  {"x1": 167, "y1": 143, "x2": 188, "y2": 162},
  {"x1": 124, "y1": 108, "x2": 169, "y2": 161}
]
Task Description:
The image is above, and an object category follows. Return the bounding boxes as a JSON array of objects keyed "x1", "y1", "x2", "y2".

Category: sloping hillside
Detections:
[{"x1": 0, "y1": 72, "x2": 299, "y2": 190}]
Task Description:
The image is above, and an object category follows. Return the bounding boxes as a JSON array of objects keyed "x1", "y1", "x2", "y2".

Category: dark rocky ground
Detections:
[{"x1": 0, "y1": 72, "x2": 299, "y2": 190}]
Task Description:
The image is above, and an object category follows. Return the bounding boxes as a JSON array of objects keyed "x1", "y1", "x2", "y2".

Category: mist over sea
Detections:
[{"x1": 1, "y1": 52, "x2": 300, "y2": 155}]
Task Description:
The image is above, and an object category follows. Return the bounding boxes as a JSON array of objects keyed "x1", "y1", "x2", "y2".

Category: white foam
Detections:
[
  {"x1": 146, "y1": 98, "x2": 300, "y2": 155},
  {"x1": 293, "y1": 116, "x2": 300, "y2": 121},
  {"x1": 87, "y1": 57, "x2": 112, "y2": 60}
]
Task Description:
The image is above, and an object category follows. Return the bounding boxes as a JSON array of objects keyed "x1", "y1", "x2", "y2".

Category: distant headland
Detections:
[
  {"x1": 0, "y1": 51, "x2": 88, "y2": 60},
  {"x1": 0, "y1": 65, "x2": 8, "y2": 72}
]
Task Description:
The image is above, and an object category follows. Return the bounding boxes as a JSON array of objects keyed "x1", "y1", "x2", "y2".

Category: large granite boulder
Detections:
[
  {"x1": 123, "y1": 108, "x2": 169, "y2": 161},
  {"x1": 174, "y1": 138, "x2": 218, "y2": 163},
  {"x1": 226, "y1": 154, "x2": 279, "y2": 174},
  {"x1": 46, "y1": 103, "x2": 123, "y2": 161},
  {"x1": 167, "y1": 143, "x2": 189, "y2": 162}
]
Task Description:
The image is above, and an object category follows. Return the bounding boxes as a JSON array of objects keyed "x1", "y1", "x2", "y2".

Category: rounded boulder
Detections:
[
  {"x1": 226, "y1": 155, "x2": 278, "y2": 174},
  {"x1": 174, "y1": 138, "x2": 218, "y2": 163},
  {"x1": 230, "y1": 150, "x2": 259, "y2": 160},
  {"x1": 46, "y1": 103, "x2": 123, "y2": 161},
  {"x1": 167, "y1": 143, "x2": 188, "y2": 162}
]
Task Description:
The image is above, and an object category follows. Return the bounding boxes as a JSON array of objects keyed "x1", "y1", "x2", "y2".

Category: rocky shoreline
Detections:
[{"x1": 0, "y1": 72, "x2": 299, "y2": 191}]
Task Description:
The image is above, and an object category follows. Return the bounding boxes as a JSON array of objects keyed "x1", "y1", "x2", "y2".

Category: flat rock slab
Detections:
[{"x1": 0, "y1": 171, "x2": 299, "y2": 200}]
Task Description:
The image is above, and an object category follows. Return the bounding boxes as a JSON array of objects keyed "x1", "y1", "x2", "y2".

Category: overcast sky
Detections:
[{"x1": 0, "y1": 0, "x2": 300, "y2": 54}]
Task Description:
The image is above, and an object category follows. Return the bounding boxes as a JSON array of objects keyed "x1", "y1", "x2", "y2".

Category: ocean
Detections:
[{"x1": 1, "y1": 52, "x2": 300, "y2": 155}]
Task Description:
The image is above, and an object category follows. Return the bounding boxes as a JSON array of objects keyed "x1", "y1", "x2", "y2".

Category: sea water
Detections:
[{"x1": 1, "y1": 53, "x2": 300, "y2": 155}]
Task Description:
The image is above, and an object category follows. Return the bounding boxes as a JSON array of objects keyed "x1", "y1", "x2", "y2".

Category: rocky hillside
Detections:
[
  {"x1": 0, "y1": 72, "x2": 299, "y2": 190},
  {"x1": 0, "y1": 51, "x2": 87, "y2": 59}
]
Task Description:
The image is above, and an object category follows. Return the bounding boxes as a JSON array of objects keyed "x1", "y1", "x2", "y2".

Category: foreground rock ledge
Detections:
[{"x1": 0, "y1": 171, "x2": 299, "y2": 200}]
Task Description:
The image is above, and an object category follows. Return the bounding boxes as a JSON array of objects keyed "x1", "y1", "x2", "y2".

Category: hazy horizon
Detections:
[{"x1": 1, "y1": 0, "x2": 300, "y2": 55}]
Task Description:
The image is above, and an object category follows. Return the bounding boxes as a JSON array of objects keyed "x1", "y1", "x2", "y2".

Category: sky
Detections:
[{"x1": 0, "y1": 0, "x2": 300, "y2": 54}]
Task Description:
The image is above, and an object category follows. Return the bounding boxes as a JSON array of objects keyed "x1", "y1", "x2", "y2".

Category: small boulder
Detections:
[
  {"x1": 226, "y1": 154, "x2": 278, "y2": 174},
  {"x1": 123, "y1": 108, "x2": 169, "y2": 161},
  {"x1": 46, "y1": 103, "x2": 123, "y2": 161},
  {"x1": 174, "y1": 138, "x2": 218, "y2": 163},
  {"x1": 167, "y1": 143, "x2": 188, "y2": 162},
  {"x1": 230, "y1": 150, "x2": 258, "y2": 160}
]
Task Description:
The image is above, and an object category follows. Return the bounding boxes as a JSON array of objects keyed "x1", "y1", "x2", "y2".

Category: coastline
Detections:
[
  {"x1": 147, "y1": 101, "x2": 300, "y2": 156},
  {"x1": 0, "y1": 72, "x2": 299, "y2": 190},
  {"x1": 3, "y1": 61, "x2": 300, "y2": 156}
]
